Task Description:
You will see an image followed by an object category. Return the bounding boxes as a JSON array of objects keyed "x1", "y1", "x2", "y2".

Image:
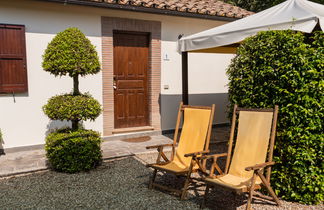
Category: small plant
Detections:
[
  {"x1": 42, "y1": 28, "x2": 102, "y2": 173},
  {"x1": 227, "y1": 30, "x2": 324, "y2": 204},
  {"x1": 0, "y1": 129, "x2": 3, "y2": 143}
]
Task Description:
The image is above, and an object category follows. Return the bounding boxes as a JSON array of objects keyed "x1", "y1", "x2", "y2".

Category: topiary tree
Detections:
[
  {"x1": 42, "y1": 28, "x2": 102, "y2": 173},
  {"x1": 227, "y1": 30, "x2": 323, "y2": 204},
  {"x1": 43, "y1": 27, "x2": 101, "y2": 130}
]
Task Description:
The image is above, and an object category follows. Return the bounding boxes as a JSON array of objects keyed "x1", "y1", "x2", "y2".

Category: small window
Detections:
[{"x1": 0, "y1": 24, "x2": 28, "y2": 93}]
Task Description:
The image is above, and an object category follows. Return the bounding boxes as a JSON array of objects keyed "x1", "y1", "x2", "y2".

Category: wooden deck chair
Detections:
[
  {"x1": 146, "y1": 102, "x2": 215, "y2": 200},
  {"x1": 200, "y1": 105, "x2": 280, "y2": 210}
]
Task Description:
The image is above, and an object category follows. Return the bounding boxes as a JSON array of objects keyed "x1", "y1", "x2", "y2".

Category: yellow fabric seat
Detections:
[
  {"x1": 205, "y1": 111, "x2": 272, "y2": 190},
  {"x1": 152, "y1": 160, "x2": 200, "y2": 174},
  {"x1": 205, "y1": 174, "x2": 262, "y2": 190},
  {"x1": 147, "y1": 103, "x2": 215, "y2": 199},
  {"x1": 201, "y1": 105, "x2": 281, "y2": 209},
  {"x1": 151, "y1": 107, "x2": 212, "y2": 172},
  {"x1": 152, "y1": 162, "x2": 188, "y2": 174}
]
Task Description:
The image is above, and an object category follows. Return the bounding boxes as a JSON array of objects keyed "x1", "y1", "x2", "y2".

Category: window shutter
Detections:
[{"x1": 0, "y1": 24, "x2": 28, "y2": 93}]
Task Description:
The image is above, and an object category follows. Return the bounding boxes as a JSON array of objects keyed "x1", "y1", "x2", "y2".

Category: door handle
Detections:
[{"x1": 113, "y1": 75, "x2": 117, "y2": 90}]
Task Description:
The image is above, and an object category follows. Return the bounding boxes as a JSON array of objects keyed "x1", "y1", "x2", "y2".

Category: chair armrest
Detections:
[
  {"x1": 196, "y1": 152, "x2": 228, "y2": 160},
  {"x1": 245, "y1": 161, "x2": 275, "y2": 171},
  {"x1": 146, "y1": 143, "x2": 174, "y2": 149},
  {"x1": 184, "y1": 150, "x2": 210, "y2": 157}
]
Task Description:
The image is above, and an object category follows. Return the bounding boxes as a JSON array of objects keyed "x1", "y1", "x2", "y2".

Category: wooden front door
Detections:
[{"x1": 113, "y1": 31, "x2": 149, "y2": 129}]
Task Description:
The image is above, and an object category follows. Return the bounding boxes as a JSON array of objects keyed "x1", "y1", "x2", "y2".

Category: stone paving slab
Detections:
[{"x1": 0, "y1": 135, "x2": 172, "y2": 177}]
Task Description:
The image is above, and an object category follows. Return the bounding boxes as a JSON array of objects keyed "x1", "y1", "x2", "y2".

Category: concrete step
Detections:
[{"x1": 102, "y1": 130, "x2": 161, "y2": 141}]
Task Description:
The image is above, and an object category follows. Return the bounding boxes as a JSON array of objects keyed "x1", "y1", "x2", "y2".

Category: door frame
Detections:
[{"x1": 101, "y1": 17, "x2": 161, "y2": 136}]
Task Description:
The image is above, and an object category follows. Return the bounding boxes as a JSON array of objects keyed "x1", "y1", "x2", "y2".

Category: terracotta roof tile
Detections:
[{"x1": 83, "y1": 0, "x2": 253, "y2": 18}]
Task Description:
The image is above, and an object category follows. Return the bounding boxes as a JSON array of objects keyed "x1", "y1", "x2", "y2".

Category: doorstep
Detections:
[
  {"x1": 103, "y1": 128, "x2": 161, "y2": 141},
  {"x1": 112, "y1": 126, "x2": 154, "y2": 134}
]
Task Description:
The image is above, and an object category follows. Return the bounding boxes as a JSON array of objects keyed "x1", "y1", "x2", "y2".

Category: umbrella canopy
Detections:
[{"x1": 179, "y1": 0, "x2": 324, "y2": 53}]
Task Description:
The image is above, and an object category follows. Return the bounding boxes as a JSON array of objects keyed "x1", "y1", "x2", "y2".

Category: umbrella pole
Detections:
[{"x1": 182, "y1": 51, "x2": 188, "y2": 105}]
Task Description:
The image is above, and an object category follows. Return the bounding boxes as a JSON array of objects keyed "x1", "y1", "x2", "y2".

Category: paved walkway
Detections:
[
  {"x1": 0, "y1": 134, "x2": 172, "y2": 177},
  {"x1": 0, "y1": 126, "x2": 229, "y2": 177}
]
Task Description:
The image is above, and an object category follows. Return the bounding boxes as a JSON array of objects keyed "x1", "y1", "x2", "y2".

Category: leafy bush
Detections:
[
  {"x1": 45, "y1": 129, "x2": 102, "y2": 173},
  {"x1": 43, "y1": 93, "x2": 101, "y2": 122},
  {"x1": 227, "y1": 30, "x2": 323, "y2": 204},
  {"x1": 224, "y1": 0, "x2": 324, "y2": 12},
  {"x1": 42, "y1": 27, "x2": 100, "y2": 77}
]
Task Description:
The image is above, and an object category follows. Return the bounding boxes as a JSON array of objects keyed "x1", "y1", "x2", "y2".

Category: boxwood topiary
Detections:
[
  {"x1": 43, "y1": 93, "x2": 101, "y2": 122},
  {"x1": 227, "y1": 30, "x2": 323, "y2": 204},
  {"x1": 42, "y1": 27, "x2": 102, "y2": 173},
  {"x1": 42, "y1": 27, "x2": 101, "y2": 130},
  {"x1": 45, "y1": 129, "x2": 102, "y2": 173}
]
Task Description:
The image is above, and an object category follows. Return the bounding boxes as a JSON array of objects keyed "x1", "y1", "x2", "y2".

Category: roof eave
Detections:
[{"x1": 37, "y1": 0, "x2": 240, "y2": 22}]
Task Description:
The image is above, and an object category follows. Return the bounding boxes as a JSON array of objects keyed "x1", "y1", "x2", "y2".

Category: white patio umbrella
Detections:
[{"x1": 179, "y1": 0, "x2": 324, "y2": 53}]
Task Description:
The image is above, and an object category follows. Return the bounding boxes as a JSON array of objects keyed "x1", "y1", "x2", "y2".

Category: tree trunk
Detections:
[
  {"x1": 73, "y1": 75, "x2": 80, "y2": 95},
  {"x1": 72, "y1": 74, "x2": 80, "y2": 130},
  {"x1": 72, "y1": 120, "x2": 79, "y2": 130}
]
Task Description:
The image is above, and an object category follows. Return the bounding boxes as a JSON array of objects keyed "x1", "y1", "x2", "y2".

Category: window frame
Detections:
[{"x1": 0, "y1": 23, "x2": 28, "y2": 94}]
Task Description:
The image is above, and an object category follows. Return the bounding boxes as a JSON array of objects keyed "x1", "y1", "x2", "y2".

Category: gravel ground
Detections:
[
  {"x1": 0, "y1": 127, "x2": 324, "y2": 210},
  {"x1": 0, "y1": 157, "x2": 201, "y2": 210},
  {"x1": 0, "y1": 143, "x2": 322, "y2": 209}
]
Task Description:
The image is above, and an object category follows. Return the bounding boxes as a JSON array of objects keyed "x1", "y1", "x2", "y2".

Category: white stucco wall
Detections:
[{"x1": 0, "y1": 0, "x2": 234, "y2": 149}]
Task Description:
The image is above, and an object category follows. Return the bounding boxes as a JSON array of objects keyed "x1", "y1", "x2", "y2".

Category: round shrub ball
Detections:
[
  {"x1": 45, "y1": 129, "x2": 102, "y2": 173},
  {"x1": 227, "y1": 30, "x2": 323, "y2": 204},
  {"x1": 42, "y1": 27, "x2": 100, "y2": 77},
  {"x1": 43, "y1": 93, "x2": 102, "y2": 122}
]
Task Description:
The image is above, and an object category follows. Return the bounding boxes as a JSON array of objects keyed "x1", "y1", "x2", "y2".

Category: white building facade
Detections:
[{"x1": 0, "y1": 0, "x2": 250, "y2": 149}]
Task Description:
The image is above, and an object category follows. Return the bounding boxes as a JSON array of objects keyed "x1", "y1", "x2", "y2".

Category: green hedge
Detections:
[
  {"x1": 45, "y1": 129, "x2": 102, "y2": 173},
  {"x1": 224, "y1": 0, "x2": 324, "y2": 12},
  {"x1": 43, "y1": 93, "x2": 101, "y2": 122},
  {"x1": 227, "y1": 30, "x2": 323, "y2": 204}
]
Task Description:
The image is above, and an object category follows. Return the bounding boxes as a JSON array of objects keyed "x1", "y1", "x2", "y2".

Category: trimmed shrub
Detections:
[
  {"x1": 45, "y1": 129, "x2": 102, "y2": 173},
  {"x1": 43, "y1": 93, "x2": 101, "y2": 122},
  {"x1": 42, "y1": 27, "x2": 102, "y2": 130},
  {"x1": 42, "y1": 27, "x2": 102, "y2": 173},
  {"x1": 227, "y1": 30, "x2": 323, "y2": 204},
  {"x1": 42, "y1": 27, "x2": 100, "y2": 77}
]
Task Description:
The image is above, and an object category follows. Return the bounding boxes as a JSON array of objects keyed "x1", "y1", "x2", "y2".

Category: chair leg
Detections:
[
  {"x1": 246, "y1": 172, "x2": 257, "y2": 210},
  {"x1": 181, "y1": 161, "x2": 195, "y2": 200},
  {"x1": 201, "y1": 185, "x2": 210, "y2": 209},
  {"x1": 180, "y1": 173, "x2": 191, "y2": 200},
  {"x1": 149, "y1": 169, "x2": 157, "y2": 189},
  {"x1": 257, "y1": 171, "x2": 281, "y2": 206}
]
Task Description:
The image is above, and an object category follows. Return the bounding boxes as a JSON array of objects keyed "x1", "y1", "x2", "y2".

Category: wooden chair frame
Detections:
[
  {"x1": 200, "y1": 104, "x2": 280, "y2": 210},
  {"x1": 146, "y1": 102, "x2": 215, "y2": 200}
]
